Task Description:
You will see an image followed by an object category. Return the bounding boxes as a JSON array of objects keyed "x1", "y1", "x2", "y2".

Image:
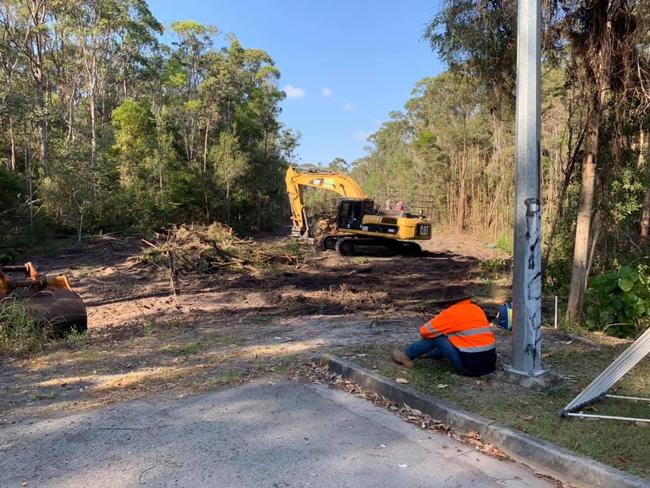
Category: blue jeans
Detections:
[{"x1": 405, "y1": 336, "x2": 467, "y2": 374}]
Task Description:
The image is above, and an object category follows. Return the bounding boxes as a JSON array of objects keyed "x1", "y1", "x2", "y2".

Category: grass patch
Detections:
[
  {"x1": 495, "y1": 233, "x2": 513, "y2": 254},
  {"x1": 60, "y1": 330, "x2": 89, "y2": 348},
  {"x1": 178, "y1": 341, "x2": 203, "y2": 355},
  {"x1": 0, "y1": 297, "x2": 51, "y2": 356},
  {"x1": 207, "y1": 369, "x2": 245, "y2": 387},
  {"x1": 252, "y1": 315, "x2": 274, "y2": 324},
  {"x1": 338, "y1": 339, "x2": 650, "y2": 478},
  {"x1": 31, "y1": 390, "x2": 59, "y2": 401},
  {"x1": 161, "y1": 340, "x2": 204, "y2": 356},
  {"x1": 478, "y1": 257, "x2": 510, "y2": 275},
  {"x1": 143, "y1": 320, "x2": 158, "y2": 335}
]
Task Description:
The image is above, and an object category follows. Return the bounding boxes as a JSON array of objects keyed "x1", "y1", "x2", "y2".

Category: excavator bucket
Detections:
[{"x1": 0, "y1": 263, "x2": 87, "y2": 336}]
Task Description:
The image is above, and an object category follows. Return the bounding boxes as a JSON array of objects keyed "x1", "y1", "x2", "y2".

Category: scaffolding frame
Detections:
[{"x1": 560, "y1": 326, "x2": 650, "y2": 422}]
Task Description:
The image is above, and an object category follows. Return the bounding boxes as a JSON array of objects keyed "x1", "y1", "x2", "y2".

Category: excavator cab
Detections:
[{"x1": 337, "y1": 198, "x2": 374, "y2": 231}]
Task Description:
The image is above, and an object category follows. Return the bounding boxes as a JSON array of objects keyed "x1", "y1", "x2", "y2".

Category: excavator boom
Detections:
[{"x1": 285, "y1": 166, "x2": 367, "y2": 238}]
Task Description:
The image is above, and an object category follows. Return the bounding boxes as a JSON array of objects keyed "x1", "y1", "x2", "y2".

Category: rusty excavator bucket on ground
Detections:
[{"x1": 0, "y1": 263, "x2": 87, "y2": 335}]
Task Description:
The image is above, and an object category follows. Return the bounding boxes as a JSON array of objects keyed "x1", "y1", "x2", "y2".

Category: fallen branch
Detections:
[{"x1": 141, "y1": 238, "x2": 158, "y2": 248}]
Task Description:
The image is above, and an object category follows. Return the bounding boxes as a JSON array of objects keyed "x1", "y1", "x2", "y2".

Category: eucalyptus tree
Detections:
[
  {"x1": 0, "y1": 0, "x2": 53, "y2": 172},
  {"x1": 427, "y1": 0, "x2": 650, "y2": 320},
  {"x1": 53, "y1": 0, "x2": 161, "y2": 168}
]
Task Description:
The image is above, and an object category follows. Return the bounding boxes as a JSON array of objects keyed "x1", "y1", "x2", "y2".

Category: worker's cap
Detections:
[{"x1": 431, "y1": 286, "x2": 472, "y2": 306}]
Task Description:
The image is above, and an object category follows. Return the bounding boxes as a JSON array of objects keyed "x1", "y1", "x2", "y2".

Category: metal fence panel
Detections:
[{"x1": 561, "y1": 326, "x2": 650, "y2": 416}]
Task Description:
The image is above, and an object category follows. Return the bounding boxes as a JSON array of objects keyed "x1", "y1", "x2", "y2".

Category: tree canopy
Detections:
[{"x1": 0, "y1": 1, "x2": 296, "y2": 244}]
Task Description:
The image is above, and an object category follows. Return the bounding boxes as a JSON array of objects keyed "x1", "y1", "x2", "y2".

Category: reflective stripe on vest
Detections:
[
  {"x1": 448, "y1": 331, "x2": 496, "y2": 353},
  {"x1": 422, "y1": 318, "x2": 487, "y2": 338},
  {"x1": 447, "y1": 327, "x2": 493, "y2": 338},
  {"x1": 419, "y1": 300, "x2": 494, "y2": 351},
  {"x1": 422, "y1": 320, "x2": 437, "y2": 336}
]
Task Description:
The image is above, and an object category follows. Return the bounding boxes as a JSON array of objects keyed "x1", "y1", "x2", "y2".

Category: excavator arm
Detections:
[{"x1": 285, "y1": 166, "x2": 368, "y2": 238}]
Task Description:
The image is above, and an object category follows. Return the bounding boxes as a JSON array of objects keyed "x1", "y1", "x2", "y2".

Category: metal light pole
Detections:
[{"x1": 508, "y1": 0, "x2": 545, "y2": 377}]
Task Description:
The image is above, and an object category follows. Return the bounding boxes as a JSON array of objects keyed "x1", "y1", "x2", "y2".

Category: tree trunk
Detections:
[
  {"x1": 567, "y1": 84, "x2": 605, "y2": 320},
  {"x1": 25, "y1": 144, "x2": 34, "y2": 243},
  {"x1": 640, "y1": 132, "x2": 650, "y2": 244},
  {"x1": 8, "y1": 117, "x2": 16, "y2": 171},
  {"x1": 543, "y1": 116, "x2": 587, "y2": 263},
  {"x1": 638, "y1": 131, "x2": 645, "y2": 168},
  {"x1": 641, "y1": 189, "x2": 650, "y2": 244},
  {"x1": 203, "y1": 118, "x2": 210, "y2": 174},
  {"x1": 67, "y1": 86, "x2": 76, "y2": 142},
  {"x1": 37, "y1": 108, "x2": 47, "y2": 172},
  {"x1": 457, "y1": 135, "x2": 468, "y2": 231},
  {"x1": 77, "y1": 211, "x2": 84, "y2": 245},
  {"x1": 204, "y1": 188, "x2": 210, "y2": 221},
  {"x1": 586, "y1": 213, "x2": 601, "y2": 279},
  {"x1": 183, "y1": 131, "x2": 191, "y2": 165},
  {"x1": 89, "y1": 73, "x2": 97, "y2": 167},
  {"x1": 226, "y1": 180, "x2": 231, "y2": 225},
  {"x1": 27, "y1": 0, "x2": 48, "y2": 173}
]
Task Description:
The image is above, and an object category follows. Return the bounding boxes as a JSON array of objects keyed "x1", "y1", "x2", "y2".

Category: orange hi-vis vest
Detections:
[{"x1": 420, "y1": 299, "x2": 495, "y2": 353}]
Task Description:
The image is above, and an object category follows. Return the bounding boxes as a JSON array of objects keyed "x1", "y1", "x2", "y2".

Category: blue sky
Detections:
[{"x1": 148, "y1": 0, "x2": 445, "y2": 165}]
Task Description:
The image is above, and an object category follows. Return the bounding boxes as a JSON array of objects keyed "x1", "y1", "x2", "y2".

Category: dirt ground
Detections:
[
  {"x1": 53, "y1": 231, "x2": 508, "y2": 328},
  {"x1": 0, "y1": 232, "x2": 512, "y2": 422},
  {"x1": 3, "y1": 230, "x2": 648, "y2": 480}
]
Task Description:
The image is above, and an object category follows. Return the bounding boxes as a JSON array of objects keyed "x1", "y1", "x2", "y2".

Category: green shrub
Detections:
[
  {"x1": 280, "y1": 240, "x2": 304, "y2": 257},
  {"x1": 585, "y1": 265, "x2": 650, "y2": 337},
  {"x1": 495, "y1": 233, "x2": 513, "y2": 254},
  {"x1": 544, "y1": 257, "x2": 572, "y2": 293},
  {"x1": 479, "y1": 257, "x2": 510, "y2": 275},
  {"x1": 141, "y1": 246, "x2": 166, "y2": 266}
]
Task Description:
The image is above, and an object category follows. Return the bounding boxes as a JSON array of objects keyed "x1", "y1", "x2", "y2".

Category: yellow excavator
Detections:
[{"x1": 285, "y1": 166, "x2": 431, "y2": 255}]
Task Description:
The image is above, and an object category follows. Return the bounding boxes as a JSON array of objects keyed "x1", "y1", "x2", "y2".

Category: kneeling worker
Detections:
[{"x1": 392, "y1": 288, "x2": 496, "y2": 377}]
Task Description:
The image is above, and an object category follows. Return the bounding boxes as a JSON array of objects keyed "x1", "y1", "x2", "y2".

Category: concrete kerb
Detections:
[{"x1": 315, "y1": 353, "x2": 650, "y2": 488}]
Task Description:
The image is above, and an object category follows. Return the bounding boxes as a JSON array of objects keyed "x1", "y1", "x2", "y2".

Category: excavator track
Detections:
[{"x1": 323, "y1": 235, "x2": 422, "y2": 256}]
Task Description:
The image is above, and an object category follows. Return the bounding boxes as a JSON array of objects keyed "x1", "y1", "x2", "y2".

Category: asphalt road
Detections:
[{"x1": 1, "y1": 379, "x2": 554, "y2": 487}]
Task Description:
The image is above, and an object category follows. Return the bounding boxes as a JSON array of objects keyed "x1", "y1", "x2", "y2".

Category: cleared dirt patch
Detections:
[{"x1": 0, "y1": 232, "x2": 507, "y2": 421}]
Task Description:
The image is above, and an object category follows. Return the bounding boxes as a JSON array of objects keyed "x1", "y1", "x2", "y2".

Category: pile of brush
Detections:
[
  {"x1": 141, "y1": 223, "x2": 304, "y2": 279},
  {"x1": 314, "y1": 216, "x2": 337, "y2": 239}
]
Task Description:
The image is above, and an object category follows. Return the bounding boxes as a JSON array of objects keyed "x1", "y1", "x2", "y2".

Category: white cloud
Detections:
[
  {"x1": 343, "y1": 101, "x2": 356, "y2": 112},
  {"x1": 371, "y1": 118, "x2": 383, "y2": 127},
  {"x1": 284, "y1": 84, "x2": 305, "y2": 99},
  {"x1": 321, "y1": 87, "x2": 333, "y2": 97},
  {"x1": 353, "y1": 131, "x2": 372, "y2": 141}
]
